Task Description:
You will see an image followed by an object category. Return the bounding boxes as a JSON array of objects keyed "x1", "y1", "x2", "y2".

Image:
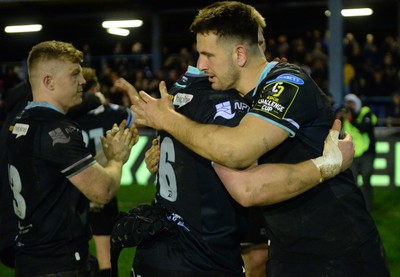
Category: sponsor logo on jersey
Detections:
[
  {"x1": 48, "y1": 127, "x2": 71, "y2": 146},
  {"x1": 173, "y1": 92, "x2": 193, "y2": 108},
  {"x1": 234, "y1": 101, "x2": 250, "y2": 112},
  {"x1": 214, "y1": 101, "x2": 235, "y2": 120},
  {"x1": 12, "y1": 123, "x2": 29, "y2": 138},
  {"x1": 168, "y1": 213, "x2": 190, "y2": 232},
  {"x1": 266, "y1": 73, "x2": 304, "y2": 85},
  {"x1": 65, "y1": 126, "x2": 80, "y2": 135}
]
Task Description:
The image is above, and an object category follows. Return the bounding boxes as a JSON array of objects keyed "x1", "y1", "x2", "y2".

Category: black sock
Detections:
[{"x1": 100, "y1": 268, "x2": 111, "y2": 277}]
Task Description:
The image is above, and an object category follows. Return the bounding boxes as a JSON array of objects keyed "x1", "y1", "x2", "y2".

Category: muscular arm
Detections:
[
  {"x1": 213, "y1": 119, "x2": 354, "y2": 206},
  {"x1": 132, "y1": 81, "x2": 288, "y2": 168},
  {"x1": 70, "y1": 160, "x2": 124, "y2": 204},
  {"x1": 213, "y1": 160, "x2": 321, "y2": 206}
]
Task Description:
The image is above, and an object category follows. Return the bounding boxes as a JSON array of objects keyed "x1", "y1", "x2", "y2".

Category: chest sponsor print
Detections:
[{"x1": 173, "y1": 93, "x2": 193, "y2": 108}]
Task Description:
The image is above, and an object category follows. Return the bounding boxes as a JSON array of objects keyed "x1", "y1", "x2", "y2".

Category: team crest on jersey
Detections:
[
  {"x1": 214, "y1": 101, "x2": 235, "y2": 120},
  {"x1": 48, "y1": 127, "x2": 71, "y2": 146},
  {"x1": 12, "y1": 123, "x2": 29, "y2": 138},
  {"x1": 173, "y1": 93, "x2": 193, "y2": 108}
]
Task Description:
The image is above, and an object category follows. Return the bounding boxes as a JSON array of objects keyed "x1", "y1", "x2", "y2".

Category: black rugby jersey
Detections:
[
  {"x1": 7, "y1": 103, "x2": 95, "y2": 275},
  {"x1": 249, "y1": 62, "x2": 379, "y2": 260},
  {"x1": 136, "y1": 66, "x2": 251, "y2": 274}
]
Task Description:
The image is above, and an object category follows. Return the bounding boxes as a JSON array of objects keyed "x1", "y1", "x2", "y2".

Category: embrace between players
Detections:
[{"x1": 4, "y1": 1, "x2": 389, "y2": 277}]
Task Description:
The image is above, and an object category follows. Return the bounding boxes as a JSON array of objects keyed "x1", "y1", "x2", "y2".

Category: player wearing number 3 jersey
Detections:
[{"x1": 6, "y1": 40, "x2": 137, "y2": 277}]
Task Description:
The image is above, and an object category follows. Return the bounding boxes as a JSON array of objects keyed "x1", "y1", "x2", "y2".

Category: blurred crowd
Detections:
[{"x1": 1, "y1": 29, "x2": 400, "y2": 128}]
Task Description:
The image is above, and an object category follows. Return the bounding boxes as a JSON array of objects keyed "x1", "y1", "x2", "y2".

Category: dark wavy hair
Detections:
[{"x1": 189, "y1": 1, "x2": 266, "y2": 46}]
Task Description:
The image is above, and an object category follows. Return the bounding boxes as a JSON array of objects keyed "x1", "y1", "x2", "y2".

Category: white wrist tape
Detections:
[{"x1": 311, "y1": 129, "x2": 342, "y2": 182}]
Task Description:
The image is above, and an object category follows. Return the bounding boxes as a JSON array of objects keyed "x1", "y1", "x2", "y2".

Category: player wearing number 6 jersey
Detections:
[
  {"x1": 130, "y1": 2, "x2": 389, "y2": 276},
  {"x1": 129, "y1": 64, "x2": 353, "y2": 276},
  {"x1": 132, "y1": 65, "x2": 252, "y2": 276}
]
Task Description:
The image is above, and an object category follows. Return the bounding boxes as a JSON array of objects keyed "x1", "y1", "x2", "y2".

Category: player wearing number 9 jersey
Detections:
[{"x1": 132, "y1": 66, "x2": 251, "y2": 276}]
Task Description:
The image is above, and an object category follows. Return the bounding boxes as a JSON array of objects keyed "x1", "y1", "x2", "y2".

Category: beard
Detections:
[{"x1": 212, "y1": 63, "x2": 240, "y2": 92}]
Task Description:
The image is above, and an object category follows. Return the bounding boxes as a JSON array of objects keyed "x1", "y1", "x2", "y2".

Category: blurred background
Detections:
[
  {"x1": 0, "y1": 0, "x2": 398, "y2": 60},
  {"x1": 1, "y1": 0, "x2": 400, "y2": 113},
  {"x1": 0, "y1": 0, "x2": 400, "y2": 275}
]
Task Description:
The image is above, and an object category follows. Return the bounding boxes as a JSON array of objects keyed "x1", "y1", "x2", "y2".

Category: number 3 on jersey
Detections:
[
  {"x1": 157, "y1": 136, "x2": 178, "y2": 201},
  {"x1": 8, "y1": 164, "x2": 27, "y2": 219}
]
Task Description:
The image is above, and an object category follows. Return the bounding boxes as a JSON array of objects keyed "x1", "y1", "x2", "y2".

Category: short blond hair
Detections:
[{"x1": 27, "y1": 40, "x2": 83, "y2": 81}]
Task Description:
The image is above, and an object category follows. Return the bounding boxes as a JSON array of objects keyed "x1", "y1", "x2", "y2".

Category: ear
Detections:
[
  {"x1": 235, "y1": 45, "x2": 247, "y2": 67},
  {"x1": 43, "y1": 75, "x2": 54, "y2": 90}
]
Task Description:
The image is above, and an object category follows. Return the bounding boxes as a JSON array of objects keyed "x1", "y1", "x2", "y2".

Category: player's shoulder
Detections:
[
  {"x1": 44, "y1": 118, "x2": 82, "y2": 144},
  {"x1": 12, "y1": 109, "x2": 81, "y2": 149},
  {"x1": 270, "y1": 62, "x2": 302, "y2": 73},
  {"x1": 170, "y1": 76, "x2": 210, "y2": 96},
  {"x1": 266, "y1": 62, "x2": 311, "y2": 85},
  {"x1": 16, "y1": 107, "x2": 69, "y2": 129},
  {"x1": 172, "y1": 87, "x2": 247, "y2": 111}
]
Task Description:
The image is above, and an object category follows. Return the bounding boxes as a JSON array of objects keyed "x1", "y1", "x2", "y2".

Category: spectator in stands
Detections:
[
  {"x1": 387, "y1": 90, "x2": 400, "y2": 126},
  {"x1": 343, "y1": 56, "x2": 355, "y2": 94},
  {"x1": 336, "y1": 93, "x2": 377, "y2": 211}
]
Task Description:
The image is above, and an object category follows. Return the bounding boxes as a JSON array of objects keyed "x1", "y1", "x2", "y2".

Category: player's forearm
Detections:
[
  {"x1": 163, "y1": 111, "x2": 253, "y2": 168},
  {"x1": 215, "y1": 160, "x2": 321, "y2": 207},
  {"x1": 72, "y1": 161, "x2": 123, "y2": 205},
  {"x1": 254, "y1": 161, "x2": 321, "y2": 205},
  {"x1": 98, "y1": 160, "x2": 123, "y2": 203}
]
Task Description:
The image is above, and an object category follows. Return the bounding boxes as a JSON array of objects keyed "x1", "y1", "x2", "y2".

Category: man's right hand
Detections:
[
  {"x1": 101, "y1": 119, "x2": 139, "y2": 164},
  {"x1": 130, "y1": 81, "x2": 175, "y2": 130}
]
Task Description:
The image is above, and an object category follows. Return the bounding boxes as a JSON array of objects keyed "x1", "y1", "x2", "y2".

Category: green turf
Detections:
[
  {"x1": 370, "y1": 188, "x2": 400, "y2": 276},
  {"x1": 1, "y1": 185, "x2": 399, "y2": 276}
]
